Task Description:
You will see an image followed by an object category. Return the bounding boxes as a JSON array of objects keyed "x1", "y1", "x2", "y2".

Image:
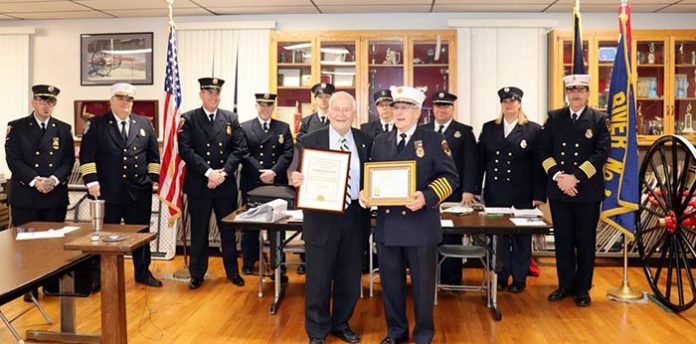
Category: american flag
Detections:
[{"x1": 158, "y1": 26, "x2": 186, "y2": 226}]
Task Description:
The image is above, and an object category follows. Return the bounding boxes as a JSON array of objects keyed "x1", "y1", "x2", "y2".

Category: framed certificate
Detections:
[
  {"x1": 296, "y1": 147, "x2": 351, "y2": 214},
  {"x1": 364, "y1": 160, "x2": 417, "y2": 206}
]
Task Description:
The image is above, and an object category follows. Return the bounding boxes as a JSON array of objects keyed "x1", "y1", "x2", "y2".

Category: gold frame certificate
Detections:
[
  {"x1": 296, "y1": 147, "x2": 351, "y2": 214},
  {"x1": 364, "y1": 160, "x2": 417, "y2": 206}
]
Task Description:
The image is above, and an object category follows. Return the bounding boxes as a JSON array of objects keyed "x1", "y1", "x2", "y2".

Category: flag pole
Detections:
[
  {"x1": 164, "y1": 0, "x2": 191, "y2": 281},
  {"x1": 607, "y1": 0, "x2": 642, "y2": 301}
]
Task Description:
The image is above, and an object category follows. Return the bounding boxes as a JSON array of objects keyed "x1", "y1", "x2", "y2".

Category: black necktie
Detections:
[
  {"x1": 40, "y1": 122, "x2": 46, "y2": 132},
  {"x1": 397, "y1": 133, "x2": 407, "y2": 153},
  {"x1": 438, "y1": 124, "x2": 445, "y2": 134},
  {"x1": 209, "y1": 114, "x2": 214, "y2": 122},
  {"x1": 320, "y1": 116, "x2": 326, "y2": 125},
  {"x1": 263, "y1": 122, "x2": 269, "y2": 132},
  {"x1": 120, "y1": 121, "x2": 127, "y2": 142},
  {"x1": 572, "y1": 113, "x2": 578, "y2": 122}
]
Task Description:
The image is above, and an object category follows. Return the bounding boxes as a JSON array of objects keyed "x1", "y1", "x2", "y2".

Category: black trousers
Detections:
[
  {"x1": 188, "y1": 194, "x2": 239, "y2": 280},
  {"x1": 497, "y1": 234, "x2": 532, "y2": 287},
  {"x1": 377, "y1": 243, "x2": 437, "y2": 344},
  {"x1": 305, "y1": 203, "x2": 362, "y2": 339},
  {"x1": 549, "y1": 200, "x2": 600, "y2": 294},
  {"x1": 439, "y1": 234, "x2": 463, "y2": 284},
  {"x1": 11, "y1": 205, "x2": 67, "y2": 227},
  {"x1": 104, "y1": 196, "x2": 153, "y2": 280}
]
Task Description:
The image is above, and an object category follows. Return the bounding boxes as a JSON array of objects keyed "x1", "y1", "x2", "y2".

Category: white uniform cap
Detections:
[
  {"x1": 390, "y1": 86, "x2": 426, "y2": 108},
  {"x1": 110, "y1": 83, "x2": 136, "y2": 98},
  {"x1": 563, "y1": 74, "x2": 591, "y2": 88}
]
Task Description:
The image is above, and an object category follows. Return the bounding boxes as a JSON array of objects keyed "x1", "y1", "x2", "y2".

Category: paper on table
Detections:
[
  {"x1": 482, "y1": 207, "x2": 514, "y2": 214},
  {"x1": 512, "y1": 208, "x2": 543, "y2": 218},
  {"x1": 441, "y1": 220, "x2": 454, "y2": 227},
  {"x1": 285, "y1": 210, "x2": 304, "y2": 222},
  {"x1": 16, "y1": 229, "x2": 64, "y2": 240},
  {"x1": 510, "y1": 218, "x2": 547, "y2": 227},
  {"x1": 57, "y1": 226, "x2": 80, "y2": 235},
  {"x1": 442, "y1": 206, "x2": 473, "y2": 215}
]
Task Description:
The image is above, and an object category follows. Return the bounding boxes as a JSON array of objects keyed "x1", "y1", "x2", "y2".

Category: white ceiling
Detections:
[{"x1": 0, "y1": 0, "x2": 692, "y2": 20}]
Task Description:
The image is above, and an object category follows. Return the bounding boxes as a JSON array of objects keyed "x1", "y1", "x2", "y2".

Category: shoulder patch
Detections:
[{"x1": 441, "y1": 139, "x2": 452, "y2": 157}]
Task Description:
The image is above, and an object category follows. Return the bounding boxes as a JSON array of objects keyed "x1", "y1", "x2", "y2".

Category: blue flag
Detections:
[
  {"x1": 572, "y1": 1, "x2": 586, "y2": 74},
  {"x1": 601, "y1": 3, "x2": 639, "y2": 239}
]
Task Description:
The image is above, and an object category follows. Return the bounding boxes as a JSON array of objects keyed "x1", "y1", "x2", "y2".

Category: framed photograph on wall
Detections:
[
  {"x1": 74, "y1": 100, "x2": 159, "y2": 138},
  {"x1": 80, "y1": 32, "x2": 154, "y2": 86}
]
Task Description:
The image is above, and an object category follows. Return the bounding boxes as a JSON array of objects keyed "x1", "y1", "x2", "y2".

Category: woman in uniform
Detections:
[{"x1": 477, "y1": 86, "x2": 546, "y2": 293}]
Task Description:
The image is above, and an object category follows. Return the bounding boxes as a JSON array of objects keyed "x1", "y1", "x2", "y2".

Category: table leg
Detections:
[
  {"x1": 258, "y1": 230, "x2": 264, "y2": 298},
  {"x1": 269, "y1": 230, "x2": 284, "y2": 314},
  {"x1": 100, "y1": 254, "x2": 127, "y2": 344},
  {"x1": 488, "y1": 234, "x2": 502, "y2": 321},
  {"x1": 0, "y1": 310, "x2": 24, "y2": 343}
]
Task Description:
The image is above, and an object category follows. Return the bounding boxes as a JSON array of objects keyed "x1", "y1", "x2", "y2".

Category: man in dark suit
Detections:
[
  {"x1": 178, "y1": 77, "x2": 247, "y2": 290},
  {"x1": 421, "y1": 90, "x2": 478, "y2": 286},
  {"x1": 80, "y1": 83, "x2": 162, "y2": 287},
  {"x1": 6, "y1": 84, "x2": 75, "y2": 301},
  {"x1": 239, "y1": 93, "x2": 294, "y2": 275},
  {"x1": 360, "y1": 89, "x2": 394, "y2": 139},
  {"x1": 296, "y1": 83, "x2": 334, "y2": 143},
  {"x1": 290, "y1": 92, "x2": 372, "y2": 344},
  {"x1": 361, "y1": 86, "x2": 459, "y2": 344},
  {"x1": 538, "y1": 74, "x2": 610, "y2": 307}
]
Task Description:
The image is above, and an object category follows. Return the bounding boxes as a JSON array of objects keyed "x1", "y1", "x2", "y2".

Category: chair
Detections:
[{"x1": 434, "y1": 244, "x2": 490, "y2": 305}]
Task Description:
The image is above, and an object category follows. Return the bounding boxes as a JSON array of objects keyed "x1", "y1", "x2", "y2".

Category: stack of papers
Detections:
[
  {"x1": 441, "y1": 220, "x2": 454, "y2": 227},
  {"x1": 285, "y1": 210, "x2": 304, "y2": 222},
  {"x1": 481, "y1": 207, "x2": 514, "y2": 215},
  {"x1": 509, "y1": 218, "x2": 547, "y2": 227},
  {"x1": 441, "y1": 206, "x2": 473, "y2": 215},
  {"x1": 16, "y1": 226, "x2": 80, "y2": 240},
  {"x1": 512, "y1": 208, "x2": 544, "y2": 218}
]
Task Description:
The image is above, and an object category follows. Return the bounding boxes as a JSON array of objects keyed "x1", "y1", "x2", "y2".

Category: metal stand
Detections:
[{"x1": 607, "y1": 234, "x2": 643, "y2": 301}]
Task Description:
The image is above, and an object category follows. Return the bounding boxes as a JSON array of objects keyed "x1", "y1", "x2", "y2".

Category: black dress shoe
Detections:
[
  {"x1": 242, "y1": 267, "x2": 254, "y2": 275},
  {"x1": 332, "y1": 327, "x2": 360, "y2": 343},
  {"x1": 380, "y1": 336, "x2": 407, "y2": 344},
  {"x1": 575, "y1": 292, "x2": 591, "y2": 307},
  {"x1": 309, "y1": 337, "x2": 326, "y2": 344},
  {"x1": 297, "y1": 264, "x2": 306, "y2": 275},
  {"x1": 497, "y1": 282, "x2": 508, "y2": 291},
  {"x1": 228, "y1": 275, "x2": 245, "y2": 287},
  {"x1": 188, "y1": 278, "x2": 203, "y2": 290},
  {"x1": 136, "y1": 275, "x2": 163, "y2": 287},
  {"x1": 508, "y1": 284, "x2": 525, "y2": 293},
  {"x1": 548, "y1": 288, "x2": 573, "y2": 301}
]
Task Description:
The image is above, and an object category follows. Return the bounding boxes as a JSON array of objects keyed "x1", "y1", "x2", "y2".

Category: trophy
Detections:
[
  {"x1": 426, "y1": 48, "x2": 435, "y2": 63},
  {"x1": 692, "y1": 50, "x2": 696, "y2": 65},
  {"x1": 370, "y1": 44, "x2": 376, "y2": 65},
  {"x1": 648, "y1": 42, "x2": 656, "y2": 64},
  {"x1": 679, "y1": 42, "x2": 685, "y2": 64},
  {"x1": 637, "y1": 51, "x2": 644, "y2": 65},
  {"x1": 369, "y1": 68, "x2": 376, "y2": 90},
  {"x1": 685, "y1": 102, "x2": 695, "y2": 135},
  {"x1": 637, "y1": 103, "x2": 644, "y2": 134},
  {"x1": 440, "y1": 68, "x2": 449, "y2": 90}
]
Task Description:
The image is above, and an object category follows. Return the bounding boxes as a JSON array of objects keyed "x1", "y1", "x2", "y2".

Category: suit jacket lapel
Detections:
[
  {"x1": 505, "y1": 123, "x2": 524, "y2": 144},
  {"x1": 126, "y1": 117, "x2": 138, "y2": 147},
  {"x1": 107, "y1": 113, "x2": 125, "y2": 147},
  {"x1": 39, "y1": 118, "x2": 58, "y2": 149},
  {"x1": 398, "y1": 129, "x2": 418, "y2": 160},
  {"x1": 351, "y1": 128, "x2": 367, "y2": 164},
  {"x1": 443, "y1": 123, "x2": 456, "y2": 139},
  {"x1": 211, "y1": 112, "x2": 226, "y2": 137},
  {"x1": 199, "y1": 108, "x2": 214, "y2": 138},
  {"x1": 251, "y1": 119, "x2": 265, "y2": 143},
  {"x1": 259, "y1": 120, "x2": 274, "y2": 145},
  {"x1": 27, "y1": 115, "x2": 43, "y2": 142}
]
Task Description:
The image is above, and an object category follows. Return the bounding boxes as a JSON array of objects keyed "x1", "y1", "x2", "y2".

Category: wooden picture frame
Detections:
[
  {"x1": 80, "y1": 32, "x2": 154, "y2": 86},
  {"x1": 364, "y1": 160, "x2": 417, "y2": 206},
  {"x1": 74, "y1": 100, "x2": 158, "y2": 138},
  {"x1": 295, "y1": 147, "x2": 351, "y2": 214}
]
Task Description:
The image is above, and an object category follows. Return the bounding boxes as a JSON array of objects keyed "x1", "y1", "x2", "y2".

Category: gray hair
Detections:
[{"x1": 329, "y1": 91, "x2": 356, "y2": 110}]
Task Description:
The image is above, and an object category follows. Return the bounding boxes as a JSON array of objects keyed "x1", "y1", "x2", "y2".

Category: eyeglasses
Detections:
[
  {"x1": 392, "y1": 103, "x2": 418, "y2": 111},
  {"x1": 34, "y1": 98, "x2": 57, "y2": 106}
]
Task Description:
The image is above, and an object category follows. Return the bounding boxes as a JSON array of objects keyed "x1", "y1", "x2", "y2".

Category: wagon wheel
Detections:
[
  {"x1": 637, "y1": 135, "x2": 696, "y2": 313},
  {"x1": 90, "y1": 51, "x2": 113, "y2": 77}
]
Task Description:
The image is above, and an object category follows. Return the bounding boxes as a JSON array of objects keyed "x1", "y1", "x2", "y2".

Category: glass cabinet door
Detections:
[
  {"x1": 597, "y1": 40, "x2": 617, "y2": 112},
  {"x1": 562, "y1": 39, "x2": 590, "y2": 76},
  {"x1": 636, "y1": 39, "x2": 667, "y2": 136},
  {"x1": 366, "y1": 39, "x2": 405, "y2": 122},
  {"x1": 673, "y1": 39, "x2": 696, "y2": 138},
  {"x1": 320, "y1": 40, "x2": 357, "y2": 99},
  {"x1": 413, "y1": 39, "x2": 451, "y2": 124},
  {"x1": 275, "y1": 41, "x2": 313, "y2": 134}
]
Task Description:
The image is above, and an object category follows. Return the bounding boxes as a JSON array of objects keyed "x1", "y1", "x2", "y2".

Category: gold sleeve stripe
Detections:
[
  {"x1": 147, "y1": 163, "x2": 161, "y2": 174},
  {"x1": 579, "y1": 161, "x2": 596, "y2": 178},
  {"x1": 80, "y1": 163, "x2": 97, "y2": 175},
  {"x1": 542, "y1": 158, "x2": 557, "y2": 173},
  {"x1": 429, "y1": 184, "x2": 446, "y2": 202},
  {"x1": 434, "y1": 178, "x2": 453, "y2": 197}
]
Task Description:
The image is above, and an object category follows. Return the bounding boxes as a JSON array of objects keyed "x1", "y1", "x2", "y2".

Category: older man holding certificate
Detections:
[
  {"x1": 291, "y1": 91, "x2": 373, "y2": 344},
  {"x1": 360, "y1": 86, "x2": 459, "y2": 344}
]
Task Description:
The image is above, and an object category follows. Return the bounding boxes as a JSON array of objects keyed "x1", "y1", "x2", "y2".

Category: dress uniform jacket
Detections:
[
  {"x1": 6, "y1": 115, "x2": 75, "y2": 208},
  {"x1": 360, "y1": 120, "x2": 391, "y2": 139},
  {"x1": 372, "y1": 127, "x2": 459, "y2": 246},
  {"x1": 538, "y1": 107, "x2": 610, "y2": 202},
  {"x1": 478, "y1": 120, "x2": 546, "y2": 208},
  {"x1": 240, "y1": 118, "x2": 294, "y2": 193},
  {"x1": 178, "y1": 108, "x2": 248, "y2": 198},
  {"x1": 297, "y1": 112, "x2": 329, "y2": 144},
  {"x1": 79, "y1": 112, "x2": 160, "y2": 204},
  {"x1": 421, "y1": 120, "x2": 478, "y2": 201}
]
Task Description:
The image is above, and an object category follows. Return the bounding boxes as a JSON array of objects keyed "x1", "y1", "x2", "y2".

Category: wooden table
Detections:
[
  {"x1": 64, "y1": 231, "x2": 155, "y2": 344},
  {"x1": 0, "y1": 222, "x2": 148, "y2": 343},
  {"x1": 221, "y1": 210, "x2": 552, "y2": 320}
]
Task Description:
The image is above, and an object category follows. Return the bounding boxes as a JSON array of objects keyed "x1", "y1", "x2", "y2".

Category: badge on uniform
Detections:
[
  {"x1": 414, "y1": 140, "x2": 425, "y2": 158},
  {"x1": 226, "y1": 124, "x2": 232, "y2": 136},
  {"x1": 585, "y1": 129, "x2": 593, "y2": 139},
  {"x1": 454, "y1": 130, "x2": 461, "y2": 138},
  {"x1": 139, "y1": 128, "x2": 146, "y2": 137},
  {"x1": 520, "y1": 139, "x2": 527, "y2": 149},
  {"x1": 278, "y1": 134, "x2": 284, "y2": 144},
  {"x1": 52, "y1": 137, "x2": 60, "y2": 150},
  {"x1": 441, "y1": 139, "x2": 452, "y2": 157}
]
